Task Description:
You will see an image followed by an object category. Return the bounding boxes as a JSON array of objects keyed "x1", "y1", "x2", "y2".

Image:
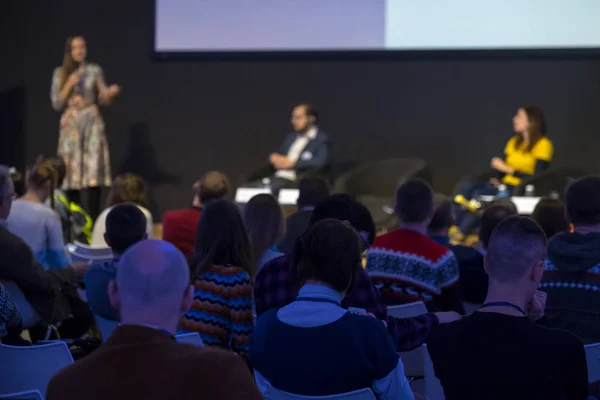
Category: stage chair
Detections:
[
  {"x1": 0, "y1": 390, "x2": 44, "y2": 400},
  {"x1": 333, "y1": 158, "x2": 432, "y2": 230},
  {"x1": 175, "y1": 332, "x2": 204, "y2": 346},
  {"x1": 0, "y1": 342, "x2": 74, "y2": 397},
  {"x1": 265, "y1": 386, "x2": 376, "y2": 400}
]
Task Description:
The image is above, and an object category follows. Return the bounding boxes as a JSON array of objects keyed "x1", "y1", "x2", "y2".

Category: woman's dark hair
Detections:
[
  {"x1": 59, "y1": 35, "x2": 85, "y2": 89},
  {"x1": 513, "y1": 106, "x2": 547, "y2": 152},
  {"x1": 28, "y1": 162, "x2": 58, "y2": 209},
  {"x1": 192, "y1": 200, "x2": 253, "y2": 279},
  {"x1": 292, "y1": 219, "x2": 362, "y2": 293},
  {"x1": 243, "y1": 194, "x2": 285, "y2": 273},
  {"x1": 40, "y1": 157, "x2": 66, "y2": 188},
  {"x1": 531, "y1": 197, "x2": 570, "y2": 238},
  {"x1": 106, "y1": 174, "x2": 148, "y2": 208}
]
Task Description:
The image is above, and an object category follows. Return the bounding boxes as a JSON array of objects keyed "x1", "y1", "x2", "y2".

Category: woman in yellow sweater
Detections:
[{"x1": 456, "y1": 106, "x2": 553, "y2": 234}]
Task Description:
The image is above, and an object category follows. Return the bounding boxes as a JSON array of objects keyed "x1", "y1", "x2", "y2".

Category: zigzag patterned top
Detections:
[
  {"x1": 179, "y1": 264, "x2": 254, "y2": 358},
  {"x1": 366, "y1": 229, "x2": 460, "y2": 311}
]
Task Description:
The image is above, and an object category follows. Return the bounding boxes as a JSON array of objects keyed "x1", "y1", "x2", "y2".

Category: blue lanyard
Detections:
[
  {"x1": 479, "y1": 301, "x2": 525, "y2": 316},
  {"x1": 296, "y1": 297, "x2": 341, "y2": 306}
]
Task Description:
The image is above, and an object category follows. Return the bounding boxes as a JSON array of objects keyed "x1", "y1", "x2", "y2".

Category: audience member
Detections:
[
  {"x1": 91, "y1": 174, "x2": 153, "y2": 246},
  {"x1": 541, "y1": 176, "x2": 600, "y2": 342},
  {"x1": 531, "y1": 197, "x2": 570, "y2": 239},
  {"x1": 278, "y1": 176, "x2": 330, "y2": 254},
  {"x1": 85, "y1": 204, "x2": 148, "y2": 321},
  {"x1": 163, "y1": 171, "x2": 230, "y2": 258},
  {"x1": 252, "y1": 219, "x2": 414, "y2": 399},
  {"x1": 42, "y1": 157, "x2": 93, "y2": 244},
  {"x1": 428, "y1": 194, "x2": 487, "y2": 304},
  {"x1": 255, "y1": 194, "x2": 460, "y2": 352},
  {"x1": 179, "y1": 200, "x2": 254, "y2": 358},
  {"x1": 428, "y1": 216, "x2": 588, "y2": 400},
  {"x1": 7, "y1": 162, "x2": 71, "y2": 270},
  {"x1": 0, "y1": 282, "x2": 23, "y2": 343},
  {"x1": 0, "y1": 166, "x2": 92, "y2": 340},
  {"x1": 244, "y1": 193, "x2": 285, "y2": 272},
  {"x1": 47, "y1": 240, "x2": 262, "y2": 400},
  {"x1": 366, "y1": 179, "x2": 464, "y2": 313}
]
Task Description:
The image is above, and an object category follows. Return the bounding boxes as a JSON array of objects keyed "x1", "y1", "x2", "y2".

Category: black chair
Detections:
[{"x1": 333, "y1": 158, "x2": 432, "y2": 230}]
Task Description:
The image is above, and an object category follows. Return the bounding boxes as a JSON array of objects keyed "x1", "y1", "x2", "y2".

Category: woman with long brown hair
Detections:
[
  {"x1": 243, "y1": 193, "x2": 286, "y2": 272},
  {"x1": 50, "y1": 35, "x2": 120, "y2": 219},
  {"x1": 179, "y1": 200, "x2": 254, "y2": 359}
]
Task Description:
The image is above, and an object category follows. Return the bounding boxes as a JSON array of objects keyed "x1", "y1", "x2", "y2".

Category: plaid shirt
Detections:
[{"x1": 254, "y1": 254, "x2": 439, "y2": 352}]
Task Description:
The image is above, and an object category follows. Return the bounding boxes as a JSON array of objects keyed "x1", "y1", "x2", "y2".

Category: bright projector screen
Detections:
[{"x1": 155, "y1": 1, "x2": 600, "y2": 53}]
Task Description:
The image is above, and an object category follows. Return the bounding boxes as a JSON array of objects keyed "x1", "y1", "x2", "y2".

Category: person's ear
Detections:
[
  {"x1": 103, "y1": 233, "x2": 111, "y2": 248},
  {"x1": 180, "y1": 284, "x2": 194, "y2": 314},
  {"x1": 483, "y1": 255, "x2": 490, "y2": 276},
  {"x1": 108, "y1": 280, "x2": 120, "y2": 309}
]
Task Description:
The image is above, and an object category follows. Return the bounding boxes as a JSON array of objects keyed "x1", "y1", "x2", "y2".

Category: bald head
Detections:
[
  {"x1": 198, "y1": 171, "x2": 230, "y2": 205},
  {"x1": 114, "y1": 240, "x2": 191, "y2": 322}
]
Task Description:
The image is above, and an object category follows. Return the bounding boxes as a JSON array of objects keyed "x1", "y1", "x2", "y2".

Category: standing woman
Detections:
[{"x1": 50, "y1": 35, "x2": 120, "y2": 219}]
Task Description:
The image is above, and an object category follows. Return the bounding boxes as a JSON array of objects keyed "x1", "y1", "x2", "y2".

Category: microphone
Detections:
[{"x1": 454, "y1": 194, "x2": 482, "y2": 213}]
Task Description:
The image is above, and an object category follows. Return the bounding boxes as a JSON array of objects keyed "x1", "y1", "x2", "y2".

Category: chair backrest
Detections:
[
  {"x1": 0, "y1": 390, "x2": 44, "y2": 400},
  {"x1": 387, "y1": 302, "x2": 428, "y2": 319},
  {"x1": 67, "y1": 241, "x2": 113, "y2": 264},
  {"x1": 0, "y1": 281, "x2": 40, "y2": 329},
  {"x1": 585, "y1": 342, "x2": 600, "y2": 383},
  {"x1": 0, "y1": 342, "x2": 73, "y2": 397},
  {"x1": 94, "y1": 314, "x2": 119, "y2": 341},
  {"x1": 265, "y1": 386, "x2": 376, "y2": 400},
  {"x1": 423, "y1": 345, "x2": 445, "y2": 400},
  {"x1": 175, "y1": 332, "x2": 204, "y2": 346}
]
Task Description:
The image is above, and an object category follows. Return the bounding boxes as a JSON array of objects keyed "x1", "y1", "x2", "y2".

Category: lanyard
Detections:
[
  {"x1": 479, "y1": 301, "x2": 526, "y2": 316},
  {"x1": 295, "y1": 296, "x2": 341, "y2": 306}
]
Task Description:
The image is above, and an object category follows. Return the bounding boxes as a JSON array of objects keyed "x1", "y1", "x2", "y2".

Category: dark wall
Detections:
[{"x1": 2, "y1": 0, "x2": 600, "y2": 217}]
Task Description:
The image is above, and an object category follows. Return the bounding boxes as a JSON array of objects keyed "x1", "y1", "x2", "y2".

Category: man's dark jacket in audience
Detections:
[
  {"x1": 0, "y1": 225, "x2": 79, "y2": 324},
  {"x1": 47, "y1": 325, "x2": 263, "y2": 400},
  {"x1": 540, "y1": 231, "x2": 600, "y2": 343},
  {"x1": 431, "y1": 235, "x2": 487, "y2": 304},
  {"x1": 278, "y1": 209, "x2": 313, "y2": 254},
  {"x1": 255, "y1": 254, "x2": 440, "y2": 351}
]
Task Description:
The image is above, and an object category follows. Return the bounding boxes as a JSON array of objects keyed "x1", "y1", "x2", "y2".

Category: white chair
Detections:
[
  {"x1": 175, "y1": 332, "x2": 204, "y2": 346},
  {"x1": 94, "y1": 314, "x2": 119, "y2": 341},
  {"x1": 387, "y1": 302, "x2": 428, "y2": 319},
  {"x1": 0, "y1": 390, "x2": 44, "y2": 400},
  {"x1": 0, "y1": 342, "x2": 73, "y2": 397},
  {"x1": 423, "y1": 345, "x2": 444, "y2": 400},
  {"x1": 265, "y1": 386, "x2": 376, "y2": 400},
  {"x1": 67, "y1": 242, "x2": 113, "y2": 264},
  {"x1": 387, "y1": 302, "x2": 428, "y2": 378},
  {"x1": 584, "y1": 342, "x2": 600, "y2": 383},
  {"x1": 0, "y1": 281, "x2": 41, "y2": 329}
]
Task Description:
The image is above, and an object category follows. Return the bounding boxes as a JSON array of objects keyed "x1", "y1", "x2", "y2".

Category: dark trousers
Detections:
[{"x1": 455, "y1": 179, "x2": 499, "y2": 235}]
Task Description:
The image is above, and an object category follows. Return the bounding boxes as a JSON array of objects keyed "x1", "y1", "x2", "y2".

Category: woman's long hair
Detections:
[
  {"x1": 28, "y1": 162, "x2": 58, "y2": 209},
  {"x1": 191, "y1": 200, "x2": 254, "y2": 279},
  {"x1": 243, "y1": 194, "x2": 285, "y2": 273},
  {"x1": 106, "y1": 174, "x2": 148, "y2": 208},
  {"x1": 59, "y1": 35, "x2": 84, "y2": 89},
  {"x1": 514, "y1": 106, "x2": 547, "y2": 152}
]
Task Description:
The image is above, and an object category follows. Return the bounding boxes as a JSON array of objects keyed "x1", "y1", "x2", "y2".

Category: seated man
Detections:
[
  {"x1": 85, "y1": 203, "x2": 148, "y2": 321},
  {"x1": 0, "y1": 166, "x2": 92, "y2": 340},
  {"x1": 48, "y1": 240, "x2": 262, "y2": 400},
  {"x1": 255, "y1": 194, "x2": 460, "y2": 352},
  {"x1": 252, "y1": 219, "x2": 414, "y2": 399},
  {"x1": 541, "y1": 176, "x2": 600, "y2": 343},
  {"x1": 277, "y1": 176, "x2": 330, "y2": 254},
  {"x1": 428, "y1": 216, "x2": 588, "y2": 400},
  {"x1": 366, "y1": 179, "x2": 463, "y2": 313},
  {"x1": 162, "y1": 171, "x2": 229, "y2": 259},
  {"x1": 267, "y1": 104, "x2": 331, "y2": 192}
]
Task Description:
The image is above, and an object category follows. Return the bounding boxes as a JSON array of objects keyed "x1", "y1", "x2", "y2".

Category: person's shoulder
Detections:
[
  {"x1": 210, "y1": 265, "x2": 251, "y2": 282},
  {"x1": 533, "y1": 323, "x2": 583, "y2": 349},
  {"x1": 176, "y1": 343, "x2": 248, "y2": 369},
  {"x1": 505, "y1": 135, "x2": 518, "y2": 147},
  {"x1": 427, "y1": 317, "x2": 465, "y2": 347},
  {"x1": 87, "y1": 63, "x2": 103, "y2": 73},
  {"x1": 316, "y1": 130, "x2": 330, "y2": 140}
]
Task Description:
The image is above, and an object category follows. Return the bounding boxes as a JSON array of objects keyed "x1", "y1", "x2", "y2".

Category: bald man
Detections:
[
  {"x1": 47, "y1": 240, "x2": 262, "y2": 400},
  {"x1": 427, "y1": 217, "x2": 588, "y2": 400}
]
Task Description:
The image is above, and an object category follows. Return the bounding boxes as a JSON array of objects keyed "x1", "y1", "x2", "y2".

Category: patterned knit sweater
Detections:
[
  {"x1": 179, "y1": 265, "x2": 254, "y2": 358},
  {"x1": 366, "y1": 229, "x2": 464, "y2": 313}
]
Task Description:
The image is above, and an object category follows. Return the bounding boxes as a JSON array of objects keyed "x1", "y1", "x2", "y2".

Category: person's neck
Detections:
[
  {"x1": 299, "y1": 126, "x2": 314, "y2": 136},
  {"x1": 399, "y1": 222, "x2": 428, "y2": 236},
  {"x1": 481, "y1": 284, "x2": 529, "y2": 316},
  {"x1": 120, "y1": 314, "x2": 178, "y2": 335},
  {"x1": 573, "y1": 224, "x2": 600, "y2": 235},
  {"x1": 522, "y1": 131, "x2": 530, "y2": 145},
  {"x1": 21, "y1": 190, "x2": 44, "y2": 204}
]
